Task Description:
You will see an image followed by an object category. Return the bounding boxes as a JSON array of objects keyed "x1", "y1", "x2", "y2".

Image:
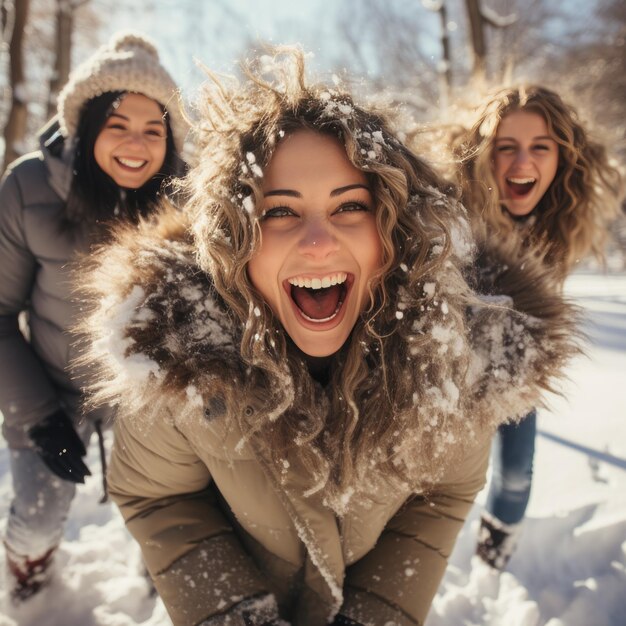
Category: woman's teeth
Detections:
[
  {"x1": 288, "y1": 272, "x2": 348, "y2": 322},
  {"x1": 116, "y1": 157, "x2": 147, "y2": 169},
  {"x1": 300, "y1": 306, "x2": 341, "y2": 323},
  {"x1": 507, "y1": 177, "x2": 536, "y2": 185},
  {"x1": 288, "y1": 272, "x2": 347, "y2": 289}
]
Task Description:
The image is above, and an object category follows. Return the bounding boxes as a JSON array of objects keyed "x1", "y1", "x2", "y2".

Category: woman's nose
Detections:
[
  {"x1": 514, "y1": 149, "x2": 532, "y2": 166},
  {"x1": 298, "y1": 219, "x2": 339, "y2": 258},
  {"x1": 123, "y1": 132, "x2": 145, "y2": 148}
]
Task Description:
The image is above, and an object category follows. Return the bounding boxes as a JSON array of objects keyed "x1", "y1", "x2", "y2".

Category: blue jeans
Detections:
[
  {"x1": 4, "y1": 423, "x2": 94, "y2": 558},
  {"x1": 485, "y1": 410, "x2": 537, "y2": 526}
]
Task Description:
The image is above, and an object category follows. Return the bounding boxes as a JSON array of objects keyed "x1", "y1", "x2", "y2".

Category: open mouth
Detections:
[
  {"x1": 115, "y1": 157, "x2": 148, "y2": 170},
  {"x1": 506, "y1": 176, "x2": 536, "y2": 197},
  {"x1": 286, "y1": 272, "x2": 350, "y2": 323}
]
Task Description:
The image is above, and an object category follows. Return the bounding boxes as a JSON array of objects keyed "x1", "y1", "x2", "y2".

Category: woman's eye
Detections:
[
  {"x1": 533, "y1": 144, "x2": 551, "y2": 152},
  {"x1": 335, "y1": 201, "x2": 370, "y2": 214},
  {"x1": 107, "y1": 123, "x2": 126, "y2": 131},
  {"x1": 262, "y1": 206, "x2": 295, "y2": 219},
  {"x1": 146, "y1": 129, "x2": 165, "y2": 138},
  {"x1": 496, "y1": 145, "x2": 516, "y2": 153}
]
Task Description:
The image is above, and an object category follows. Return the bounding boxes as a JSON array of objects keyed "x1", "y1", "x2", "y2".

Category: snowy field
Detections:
[{"x1": 0, "y1": 268, "x2": 624, "y2": 626}]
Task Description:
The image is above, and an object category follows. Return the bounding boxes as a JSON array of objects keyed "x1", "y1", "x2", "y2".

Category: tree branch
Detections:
[{"x1": 481, "y1": 4, "x2": 517, "y2": 28}]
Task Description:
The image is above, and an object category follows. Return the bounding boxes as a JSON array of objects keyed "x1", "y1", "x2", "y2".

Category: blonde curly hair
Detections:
[
  {"x1": 182, "y1": 47, "x2": 476, "y2": 508},
  {"x1": 454, "y1": 84, "x2": 623, "y2": 282}
]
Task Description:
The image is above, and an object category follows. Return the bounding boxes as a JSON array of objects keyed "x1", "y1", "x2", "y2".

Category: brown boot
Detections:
[{"x1": 4, "y1": 543, "x2": 56, "y2": 602}]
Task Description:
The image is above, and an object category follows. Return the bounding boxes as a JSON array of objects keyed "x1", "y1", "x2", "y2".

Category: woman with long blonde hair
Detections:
[
  {"x1": 77, "y1": 52, "x2": 578, "y2": 625},
  {"x1": 453, "y1": 84, "x2": 622, "y2": 570},
  {"x1": 456, "y1": 84, "x2": 621, "y2": 283}
]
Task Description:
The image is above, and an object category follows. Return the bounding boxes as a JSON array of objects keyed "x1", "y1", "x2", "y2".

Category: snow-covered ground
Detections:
[
  {"x1": 0, "y1": 269, "x2": 625, "y2": 626},
  {"x1": 427, "y1": 269, "x2": 626, "y2": 626}
]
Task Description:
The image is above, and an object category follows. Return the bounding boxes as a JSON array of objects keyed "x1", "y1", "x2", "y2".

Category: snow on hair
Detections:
[{"x1": 179, "y1": 46, "x2": 478, "y2": 508}]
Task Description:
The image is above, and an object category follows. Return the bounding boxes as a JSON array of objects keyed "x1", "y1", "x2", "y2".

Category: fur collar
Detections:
[{"x1": 77, "y1": 206, "x2": 580, "y2": 508}]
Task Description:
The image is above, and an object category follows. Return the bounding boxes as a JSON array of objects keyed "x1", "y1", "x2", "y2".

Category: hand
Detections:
[{"x1": 28, "y1": 410, "x2": 91, "y2": 483}]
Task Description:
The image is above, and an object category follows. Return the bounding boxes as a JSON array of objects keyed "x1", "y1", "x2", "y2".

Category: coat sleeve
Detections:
[
  {"x1": 0, "y1": 166, "x2": 61, "y2": 437},
  {"x1": 339, "y1": 433, "x2": 490, "y2": 625},
  {"x1": 108, "y1": 412, "x2": 275, "y2": 626}
]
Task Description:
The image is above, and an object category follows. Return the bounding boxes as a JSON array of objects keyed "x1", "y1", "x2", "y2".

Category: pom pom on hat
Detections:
[
  {"x1": 57, "y1": 30, "x2": 187, "y2": 151},
  {"x1": 109, "y1": 32, "x2": 159, "y2": 56}
]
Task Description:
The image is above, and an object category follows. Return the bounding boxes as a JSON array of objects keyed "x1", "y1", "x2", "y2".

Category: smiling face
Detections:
[
  {"x1": 247, "y1": 130, "x2": 383, "y2": 358},
  {"x1": 492, "y1": 110, "x2": 559, "y2": 217},
  {"x1": 94, "y1": 93, "x2": 167, "y2": 189}
]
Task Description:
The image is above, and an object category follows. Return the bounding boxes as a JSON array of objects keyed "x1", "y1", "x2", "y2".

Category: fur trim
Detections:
[
  {"x1": 75, "y1": 208, "x2": 240, "y2": 425},
  {"x1": 76, "y1": 205, "x2": 581, "y2": 503},
  {"x1": 466, "y1": 233, "x2": 583, "y2": 422}
]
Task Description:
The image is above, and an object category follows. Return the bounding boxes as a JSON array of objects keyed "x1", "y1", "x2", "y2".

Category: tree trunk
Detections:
[
  {"x1": 1, "y1": 0, "x2": 11, "y2": 110},
  {"x1": 47, "y1": 0, "x2": 74, "y2": 119},
  {"x1": 437, "y1": 1, "x2": 451, "y2": 108},
  {"x1": 465, "y1": 0, "x2": 486, "y2": 83},
  {"x1": 1, "y1": 0, "x2": 9, "y2": 34},
  {"x1": 2, "y1": 0, "x2": 30, "y2": 173}
]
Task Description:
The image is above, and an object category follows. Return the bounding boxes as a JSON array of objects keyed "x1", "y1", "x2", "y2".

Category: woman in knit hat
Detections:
[{"x1": 0, "y1": 30, "x2": 187, "y2": 602}]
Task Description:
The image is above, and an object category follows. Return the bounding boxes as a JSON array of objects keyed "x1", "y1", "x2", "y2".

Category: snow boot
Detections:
[
  {"x1": 4, "y1": 543, "x2": 56, "y2": 603},
  {"x1": 476, "y1": 511, "x2": 521, "y2": 570}
]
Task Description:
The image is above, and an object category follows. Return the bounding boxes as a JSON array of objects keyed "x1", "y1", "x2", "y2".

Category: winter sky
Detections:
[{"x1": 103, "y1": 0, "x2": 349, "y2": 92}]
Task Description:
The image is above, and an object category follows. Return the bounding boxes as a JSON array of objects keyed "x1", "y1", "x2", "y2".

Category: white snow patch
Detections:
[
  {"x1": 242, "y1": 195, "x2": 255, "y2": 214},
  {"x1": 423, "y1": 282, "x2": 436, "y2": 297}
]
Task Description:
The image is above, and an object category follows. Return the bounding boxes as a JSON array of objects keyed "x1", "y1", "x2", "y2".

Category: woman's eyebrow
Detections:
[
  {"x1": 494, "y1": 135, "x2": 554, "y2": 142},
  {"x1": 330, "y1": 183, "x2": 371, "y2": 197},
  {"x1": 108, "y1": 112, "x2": 165, "y2": 126},
  {"x1": 264, "y1": 189, "x2": 301, "y2": 198},
  {"x1": 263, "y1": 183, "x2": 371, "y2": 198}
]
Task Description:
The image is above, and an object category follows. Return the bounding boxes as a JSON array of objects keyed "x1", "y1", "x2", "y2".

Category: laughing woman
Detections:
[
  {"x1": 452, "y1": 85, "x2": 622, "y2": 569},
  {"x1": 79, "y1": 52, "x2": 578, "y2": 625},
  {"x1": 0, "y1": 31, "x2": 186, "y2": 601}
]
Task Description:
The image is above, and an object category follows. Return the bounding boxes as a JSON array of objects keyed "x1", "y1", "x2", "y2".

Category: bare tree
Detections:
[
  {"x1": 331, "y1": 0, "x2": 522, "y2": 115},
  {"x1": 1, "y1": 0, "x2": 12, "y2": 121},
  {"x1": 1, "y1": 0, "x2": 9, "y2": 37},
  {"x1": 331, "y1": 0, "x2": 588, "y2": 115},
  {"x1": 543, "y1": 0, "x2": 626, "y2": 159},
  {"x1": 47, "y1": 0, "x2": 90, "y2": 118},
  {"x1": 333, "y1": 0, "x2": 442, "y2": 115},
  {"x1": 0, "y1": 0, "x2": 102, "y2": 167},
  {"x1": 464, "y1": 0, "x2": 516, "y2": 83},
  {"x1": 422, "y1": 0, "x2": 452, "y2": 108},
  {"x1": 2, "y1": 0, "x2": 29, "y2": 172}
]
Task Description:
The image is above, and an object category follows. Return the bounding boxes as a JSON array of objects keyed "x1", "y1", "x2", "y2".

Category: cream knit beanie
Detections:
[{"x1": 57, "y1": 31, "x2": 187, "y2": 151}]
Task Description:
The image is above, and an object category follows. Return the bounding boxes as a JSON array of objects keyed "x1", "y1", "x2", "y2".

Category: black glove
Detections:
[{"x1": 28, "y1": 410, "x2": 91, "y2": 483}]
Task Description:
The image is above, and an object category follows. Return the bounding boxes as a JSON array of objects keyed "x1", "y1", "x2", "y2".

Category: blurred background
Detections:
[{"x1": 0, "y1": 0, "x2": 624, "y2": 255}]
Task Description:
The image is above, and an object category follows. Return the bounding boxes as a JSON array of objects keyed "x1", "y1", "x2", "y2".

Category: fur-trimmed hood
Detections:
[
  {"x1": 74, "y1": 205, "x2": 581, "y2": 623},
  {"x1": 76, "y1": 205, "x2": 580, "y2": 505}
]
